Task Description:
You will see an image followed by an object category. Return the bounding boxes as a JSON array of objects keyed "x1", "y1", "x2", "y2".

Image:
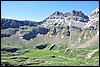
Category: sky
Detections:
[{"x1": 1, "y1": 1, "x2": 99, "y2": 21}]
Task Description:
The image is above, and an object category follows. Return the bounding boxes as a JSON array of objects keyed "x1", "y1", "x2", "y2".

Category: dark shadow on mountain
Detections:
[{"x1": 1, "y1": 48, "x2": 19, "y2": 52}]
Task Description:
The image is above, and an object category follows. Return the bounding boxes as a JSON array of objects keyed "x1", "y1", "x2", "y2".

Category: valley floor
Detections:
[{"x1": 1, "y1": 47, "x2": 99, "y2": 66}]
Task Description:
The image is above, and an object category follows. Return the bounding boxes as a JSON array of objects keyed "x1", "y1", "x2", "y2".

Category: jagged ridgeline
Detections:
[
  {"x1": 1, "y1": 8, "x2": 99, "y2": 50},
  {"x1": 1, "y1": 7, "x2": 99, "y2": 66}
]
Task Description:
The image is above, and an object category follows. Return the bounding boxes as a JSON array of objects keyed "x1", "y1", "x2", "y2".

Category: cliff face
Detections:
[
  {"x1": 1, "y1": 8, "x2": 99, "y2": 48},
  {"x1": 1, "y1": 18, "x2": 43, "y2": 29},
  {"x1": 46, "y1": 10, "x2": 89, "y2": 22},
  {"x1": 89, "y1": 7, "x2": 99, "y2": 19}
]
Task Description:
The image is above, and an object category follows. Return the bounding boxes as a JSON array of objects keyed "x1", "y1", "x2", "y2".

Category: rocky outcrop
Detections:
[
  {"x1": 50, "y1": 11, "x2": 64, "y2": 16},
  {"x1": 71, "y1": 26, "x2": 83, "y2": 31},
  {"x1": 36, "y1": 45, "x2": 47, "y2": 49},
  {"x1": 1, "y1": 8, "x2": 99, "y2": 42},
  {"x1": 1, "y1": 60, "x2": 14, "y2": 66},
  {"x1": 51, "y1": 28, "x2": 57, "y2": 35},
  {"x1": 1, "y1": 28, "x2": 19, "y2": 38},
  {"x1": 1, "y1": 18, "x2": 42, "y2": 29},
  {"x1": 64, "y1": 10, "x2": 89, "y2": 22},
  {"x1": 66, "y1": 31, "x2": 70, "y2": 36},
  {"x1": 48, "y1": 11, "x2": 64, "y2": 19},
  {"x1": 1, "y1": 48, "x2": 19, "y2": 52},
  {"x1": 38, "y1": 27, "x2": 50, "y2": 34},
  {"x1": 36, "y1": 44, "x2": 47, "y2": 49},
  {"x1": 48, "y1": 44, "x2": 56, "y2": 50},
  {"x1": 22, "y1": 31, "x2": 38, "y2": 40},
  {"x1": 89, "y1": 7, "x2": 99, "y2": 19},
  {"x1": 45, "y1": 10, "x2": 89, "y2": 22},
  {"x1": 22, "y1": 27, "x2": 50, "y2": 40},
  {"x1": 84, "y1": 7, "x2": 99, "y2": 30}
]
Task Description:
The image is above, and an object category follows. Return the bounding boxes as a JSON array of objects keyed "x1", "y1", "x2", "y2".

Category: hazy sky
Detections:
[{"x1": 1, "y1": 1, "x2": 99, "y2": 21}]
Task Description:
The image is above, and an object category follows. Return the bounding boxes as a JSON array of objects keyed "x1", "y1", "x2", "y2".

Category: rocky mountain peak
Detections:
[
  {"x1": 47, "y1": 11, "x2": 64, "y2": 19},
  {"x1": 89, "y1": 7, "x2": 99, "y2": 19},
  {"x1": 51, "y1": 11, "x2": 63, "y2": 16},
  {"x1": 63, "y1": 10, "x2": 89, "y2": 22},
  {"x1": 46, "y1": 10, "x2": 89, "y2": 22},
  {"x1": 64, "y1": 10, "x2": 86, "y2": 17},
  {"x1": 91, "y1": 7, "x2": 99, "y2": 15}
]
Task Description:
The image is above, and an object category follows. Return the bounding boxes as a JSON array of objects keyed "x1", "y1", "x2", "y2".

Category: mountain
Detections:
[
  {"x1": 1, "y1": 8, "x2": 99, "y2": 66},
  {"x1": 64, "y1": 10, "x2": 89, "y2": 22},
  {"x1": 1, "y1": 8, "x2": 99, "y2": 45},
  {"x1": 1, "y1": 18, "x2": 43, "y2": 29},
  {"x1": 1, "y1": 18, "x2": 50, "y2": 40},
  {"x1": 45, "y1": 10, "x2": 89, "y2": 23},
  {"x1": 84, "y1": 7, "x2": 99, "y2": 29},
  {"x1": 89, "y1": 7, "x2": 99, "y2": 19}
]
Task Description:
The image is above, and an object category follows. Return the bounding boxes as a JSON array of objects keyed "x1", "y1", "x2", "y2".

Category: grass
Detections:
[
  {"x1": 1, "y1": 22, "x2": 99, "y2": 66},
  {"x1": 80, "y1": 33, "x2": 85, "y2": 44},
  {"x1": 20, "y1": 47, "x2": 99, "y2": 66},
  {"x1": 86, "y1": 30, "x2": 91, "y2": 37},
  {"x1": 91, "y1": 50, "x2": 99, "y2": 58},
  {"x1": 1, "y1": 46, "x2": 99, "y2": 66},
  {"x1": 23, "y1": 50, "x2": 65, "y2": 58}
]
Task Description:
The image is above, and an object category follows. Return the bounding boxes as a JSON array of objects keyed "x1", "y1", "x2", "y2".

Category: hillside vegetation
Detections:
[{"x1": 1, "y1": 7, "x2": 99, "y2": 66}]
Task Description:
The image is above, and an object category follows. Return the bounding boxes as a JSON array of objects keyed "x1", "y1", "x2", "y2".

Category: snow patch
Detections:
[
  {"x1": 68, "y1": 22, "x2": 71, "y2": 26},
  {"x1": 95, "y1": 30, "x2": 99, "y2": 36},
  {"x1": 61, "y1": 36, "x2": 64, "y2": 38},
  {"x1": 84, "y1": 36, "x2": 87, "y2": 40},
  {"x1": 78, "y1": 38, "x2": 81, "y2": 42}
]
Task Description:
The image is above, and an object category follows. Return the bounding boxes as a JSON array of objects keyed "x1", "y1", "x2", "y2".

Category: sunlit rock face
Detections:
[{"x1": 89, "y1": 7, "x2": 99, "y2": 19}]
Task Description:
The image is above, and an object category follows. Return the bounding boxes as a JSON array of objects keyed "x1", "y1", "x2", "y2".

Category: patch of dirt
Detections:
[{"x1": 77, "y1": 34, "x2": 99, "y2": 48}]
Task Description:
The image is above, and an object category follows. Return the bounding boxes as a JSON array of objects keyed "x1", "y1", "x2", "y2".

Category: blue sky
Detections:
[{"x1": 1, "y1": 1, "x2": 99, "y2": 21}]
